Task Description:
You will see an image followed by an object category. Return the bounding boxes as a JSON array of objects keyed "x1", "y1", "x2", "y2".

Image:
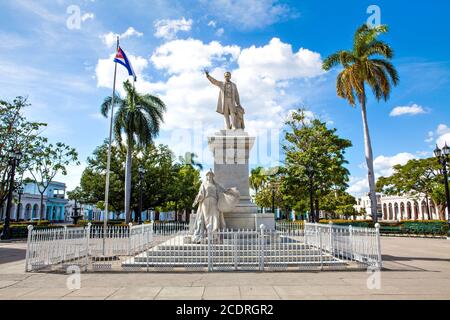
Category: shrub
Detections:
[
  {"x1": 0, "y1": 220, "x2": 50, "y2": 227},
  {"x1": 319, "y1": 219, "x2": 374, "y2": 228},
  {"x1": 0, "y1": 224, "x2": 64, "y2": 239},
  {"x1": 76, "y1": 220, "x2": 125, "y2": 227},
  {"x1": 402, "y1": 221, "x2": 448, "y2": 236}
]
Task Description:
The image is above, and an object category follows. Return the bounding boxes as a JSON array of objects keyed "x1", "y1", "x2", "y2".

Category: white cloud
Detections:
[
  {"x1": 435, "y1": 124, "x2": 450, "y2": 148},
  {"x1": 151, "y1": 39, "x2": 240, "y2": 74},
  {"x1": 148, "y1": 38, "x2": 321, "y2": 132},
  {"x1": 347, "y1": 177, "x2": 369, "y2": 196},
  {"x1": 154, "y1": 17, "x2": 192, "y2": 40},
  {"x1": 425, "y1": 130, "x2": 434, "y2": 143},
  {"x1": 373, "y1": 153, "x2": 416, "y2": 177},
  {"x1": 81, "y1": 12, "x2": 95, "y2": 22},
  {"x1": 216, "y1": 28, "x2": 225, "y2": 37},
  {"x1": 390, "y1": 103, "x2": 427, "y2": 117},
  {"x1": 201, "y1": 0, "x2": 295, "y2": 30},
  {"x1": 237, "y1": 38, "x2": 324, "y2": 81},
  {"x1": 422, "y1": 124, "x2": 450, "y2": 149},
  {"x1": 349, "y1": 152, "x2": 416, "y2": 197},
  {"x1": 102, "y1": 27, "x2": 144, "y2": 48},
  {"x1": 437, "y1": 124, "x2": 450, "y2": 136}
]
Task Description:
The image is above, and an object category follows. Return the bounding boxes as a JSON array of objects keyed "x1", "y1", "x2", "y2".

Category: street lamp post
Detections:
[
  {"x1": 1, "y1": 150, "x2": 23, "y2": 240},
  {"x1": 16, "y1": 185, "x2": 24, "y2": 221},
  {"x1": 434, "y1": 143, "x2": 450, "y2": 240},
  {"x1": 138, "y1": 166, "x2": 145, "y2": 225},
  {"x1": 271, "y1": 184, "x2": 275, "y2": 216}
]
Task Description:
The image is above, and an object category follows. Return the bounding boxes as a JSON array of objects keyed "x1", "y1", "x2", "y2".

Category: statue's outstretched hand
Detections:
[{"x1": 203, "y1": 68, "x2": 209, "y2": 76}]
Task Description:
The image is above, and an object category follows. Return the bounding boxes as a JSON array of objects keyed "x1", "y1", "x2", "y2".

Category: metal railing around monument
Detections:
[{"x1": 25, "y1": 221, "x2": 381, "y2": 273}]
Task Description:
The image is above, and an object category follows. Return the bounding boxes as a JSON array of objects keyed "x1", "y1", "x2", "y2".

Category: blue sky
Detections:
[{"x1": 1, "y1": 0, "x2": 449, "y2": 196}]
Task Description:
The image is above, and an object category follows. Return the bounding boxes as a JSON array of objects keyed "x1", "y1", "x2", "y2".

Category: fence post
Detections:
[
  {"x1": 304, "y1": 222, "x2": 308, "y2": 245},
  {"x1": 128, "y1": 223, "x2": 133, "y2": 256},
  {"x1": 146, "y1": 223, "x2": 151, "y2": 272},
  {"x1": 207, "y1": 224, "x2": 213, "y2": 272},
  {"x1": 317, "y1": 224, "x2": 323, "y2": 270},
  {"x1": 85, "y1": 223, "x2": 91, "y2": 272},
  {"x1": 62, "y1": 225, "x2": 68, "y2": 266},
  {"x1": 233, "y1": 231, "x2": 238, "y2": 271},
  {"x1": 259, "y1": 224, "x2": 266, "y2": 272},
  {"x1": 328, "y1": 221, "x2": 333, "y2": 255},
  {"x1": 348, "y1": 225, "x2": 354, "y2": 261},
  {"x1": 25, "y1": 225, "x2": 34, "y2": 272},
  {"x1": 375, "y1": 223, "x2": 382, "y2": 270}
]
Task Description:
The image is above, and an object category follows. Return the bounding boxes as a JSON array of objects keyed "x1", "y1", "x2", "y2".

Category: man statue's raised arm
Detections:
[{"x1": 205, "y1": 70, "x2": 223, "y2": 87}]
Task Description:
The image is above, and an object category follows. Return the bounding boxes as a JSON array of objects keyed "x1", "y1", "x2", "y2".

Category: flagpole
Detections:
[{"x1": 103, "y1": 36, "x2": 119, "y2": 255}]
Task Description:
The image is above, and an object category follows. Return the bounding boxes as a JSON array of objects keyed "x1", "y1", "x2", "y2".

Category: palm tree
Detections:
[
  {"x1": 250, "y1": 167, "x2": 266, "y2": 198},
  {"x1": 323, "y1": 24, "x2": 399, "y2": 223},
  {"x1": 101, "y1": 80, "x2": 166, "y2": 223},
  {"x1": 179, "y1": 152, "x2": 203, "y2": 170}
]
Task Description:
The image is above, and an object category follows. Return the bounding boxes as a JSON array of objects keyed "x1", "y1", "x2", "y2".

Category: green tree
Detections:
[
  {"x1": 249, "y1": 167, "x2": 268, "y2": 200},
  {"x1": 28, "y1": 142, "x2": 79, "y2": 220},
  {"x1": 254, "y1": 181, "x2": 283, "y2": 213},
  {"x1": 0, "y1": 97, "x2": 47, "y2": 208},
  {"x1": 101, "y1": 80, "x2": 166, "y2": 223},
  {"x1": 323, "y1": 24, "x2": 399, "y2": 223},
  {"x1": 168, "y1": 164, "x2": 201, "y2": 221},
  {"x1": 321, "y1": 190, "x2": 357, "y2": 219},
  {"x1": 79, "y1": 142, "x2": 201, "y2": 221},
  {"x1": 67, "y1": 186, "x2": 87, "y2": 203},
  {"x1": 139, "y1": 144, "x2": 177, "y2": 217},
  {"x1": 376, "y1": 158, "x2": 447, "y2": 220},
  {"x1": 80, "y1": 141, "x2": 128, "y2": 218},
  {"x1": 283, "y1": 109, "x2": 352, "y2": 222}
]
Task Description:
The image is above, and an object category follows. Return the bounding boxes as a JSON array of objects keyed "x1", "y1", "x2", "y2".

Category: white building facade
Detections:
[{"x1": 355, "y1": 193, "x2": 449, "y2": 221}]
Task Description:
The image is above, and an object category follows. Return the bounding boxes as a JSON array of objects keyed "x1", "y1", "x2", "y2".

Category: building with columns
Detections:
[
  {"x1": 355, "y1": 193, "x2": 449, "y2": 222},
  {"x1": 0, "y1": 181, "x2": 68, "y2": 223}
]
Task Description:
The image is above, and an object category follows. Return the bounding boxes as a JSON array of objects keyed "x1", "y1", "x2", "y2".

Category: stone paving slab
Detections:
[
  {"x1": 107, "y1": 287, "x2": 162, "y2": 300},
  {"x1": 0, "y1": 237, "x2": 449, "y2": 300},
  {"x1": 156, "y1": 286, "x2": 205, "y2": 299}
]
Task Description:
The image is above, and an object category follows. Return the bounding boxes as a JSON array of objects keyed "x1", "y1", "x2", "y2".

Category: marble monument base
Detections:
[
  {"x1": 223, "y1": 212, "x2": 276, "y2": 230},
  {"x1": 208, "y1": 129, "x2": 275, "y2": 230}
]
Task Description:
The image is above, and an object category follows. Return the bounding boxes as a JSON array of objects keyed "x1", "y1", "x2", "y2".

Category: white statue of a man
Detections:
[{"x1": 205, "y1": 70, "x2": 245, "y2": 130}]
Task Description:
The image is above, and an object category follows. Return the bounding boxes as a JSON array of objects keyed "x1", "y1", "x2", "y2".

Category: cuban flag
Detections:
[{"x1": 114, "y1": 47, "x2": 137, "y2": 81}]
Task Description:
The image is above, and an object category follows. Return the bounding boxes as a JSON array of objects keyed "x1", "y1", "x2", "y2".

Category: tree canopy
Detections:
[
  {"x1": 78, "y1": 140, "x2": 201, "y2": 220},
  {"x1": 376, "y1": 157, "x2": 447, "y2": 220},
  {"x1": 282, "y1": 109, "x2": 353, "y2": 221}
]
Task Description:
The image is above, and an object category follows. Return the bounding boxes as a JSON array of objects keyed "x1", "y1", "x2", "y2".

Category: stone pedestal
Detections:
[{"x1": 208, "y1": 129, "x2": 275, "y2": 230}]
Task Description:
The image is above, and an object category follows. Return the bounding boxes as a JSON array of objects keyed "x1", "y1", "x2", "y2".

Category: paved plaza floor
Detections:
[{"x1": 0, "y1": 236, "x2": 449, "y2": 300}]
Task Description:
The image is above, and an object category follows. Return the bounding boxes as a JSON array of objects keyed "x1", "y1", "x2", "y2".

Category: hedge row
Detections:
[
  {"x1": 318, "y1": 219, "x2": 448, "y2": 236},
  {"x1": 0, "y1": 220, "x2": 51, "y2": 227},
  {"x1": 0, "y1": 224, "x2": 64, "y2": 239},
  {"x1": 319, "y1": 219, "x2": 374, "y2": 228}
]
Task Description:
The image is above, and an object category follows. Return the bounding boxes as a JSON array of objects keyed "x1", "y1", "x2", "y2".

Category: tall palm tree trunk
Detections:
[
  {"x1": 360, "y1": 97, "x2": 378, "y2": 223},
  {"x1": 124, "y1": 145, "x2": 133, "y2": 223}
]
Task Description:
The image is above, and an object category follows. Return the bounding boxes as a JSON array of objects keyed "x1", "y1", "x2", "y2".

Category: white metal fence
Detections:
[
  {"x1": 25, "y1": 222, "x2": 381, "y2": 273},
  {"x1": 304, "y1": 223, "x2": 382, "y2": 269}
]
